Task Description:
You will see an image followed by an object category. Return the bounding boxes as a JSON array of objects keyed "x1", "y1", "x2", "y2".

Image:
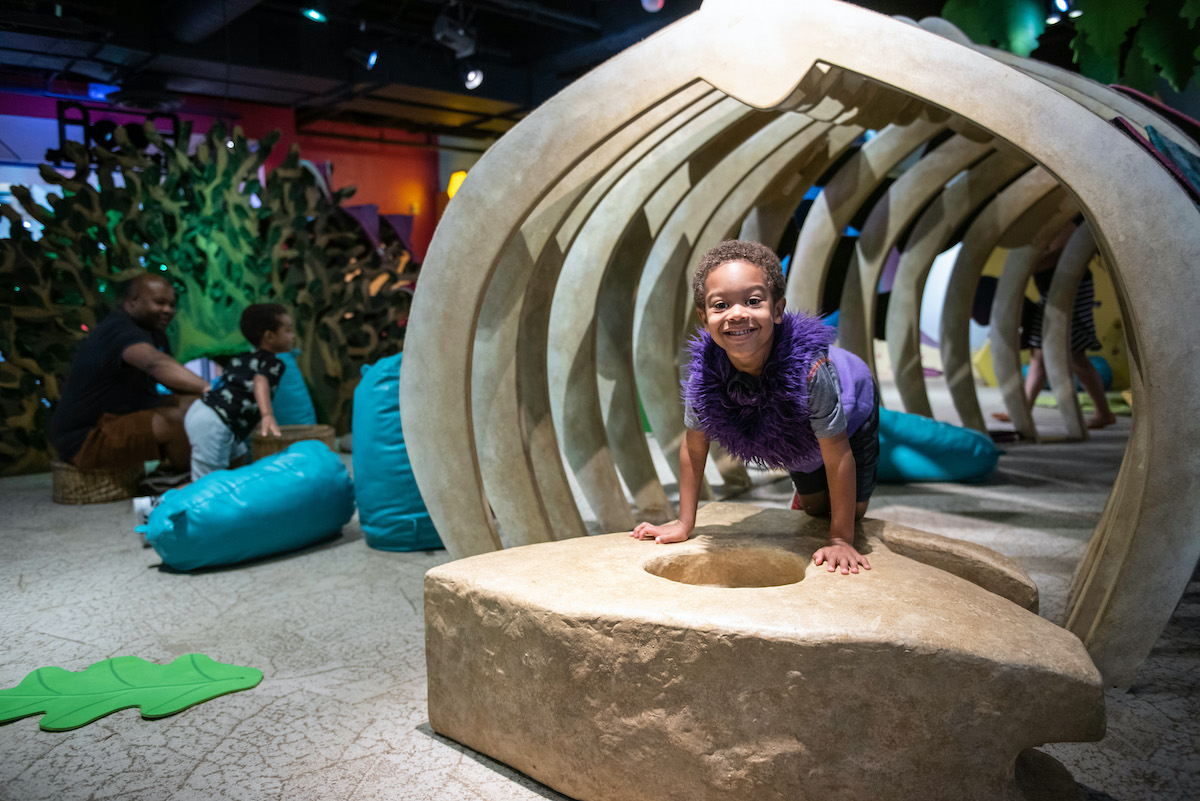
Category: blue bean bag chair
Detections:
[
  {"x1": 877, "y1": 407, "x2": 999, "y2": 483},
  {"x1": 1088, "y1": 355, "x2": 1113, "y2": 390},
  {"x1": 352, "y1": 353, "x2": 442, "y2": 551},
  {"x1": 143, "y1": 440, "x2": 355, "y2": 571},
  {"x1": 272, "y1": 350, "x2": 318, "y2": 426}
]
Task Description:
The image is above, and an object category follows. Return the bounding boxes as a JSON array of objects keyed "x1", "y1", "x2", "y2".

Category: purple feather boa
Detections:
[{"x1": 682, "y1": 311, "x2": 836, "y2": 469}]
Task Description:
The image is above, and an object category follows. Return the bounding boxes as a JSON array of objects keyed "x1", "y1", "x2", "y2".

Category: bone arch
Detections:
[
  {"x1": 401, "y1": 0, "x2": 1200, "y2": 687},
  {"x1": 986, "y1": 207, "x2": 1091, "y2": 441},
  {"x1": 838, "y1": 132, "x2": 997, "y2": 371},
  {"x1": 559, "y1": 107, "x2": 804, "y2": 524},
  {"x1": 886, "y1": 153, "x2": 1033, "y2": 419}
]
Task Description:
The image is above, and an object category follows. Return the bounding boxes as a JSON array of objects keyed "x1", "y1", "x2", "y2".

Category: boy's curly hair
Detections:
[
  {"x1": 240, "y1": 303, "x2": 289, "y2": 348},
  {"x1": 692, "y1": 240, "x2": 786, "y2": 309}
]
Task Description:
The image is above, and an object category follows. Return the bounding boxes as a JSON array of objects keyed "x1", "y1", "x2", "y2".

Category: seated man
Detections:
[{"x1": 50, "y1": 273, "x2": 210, "y2": 475}]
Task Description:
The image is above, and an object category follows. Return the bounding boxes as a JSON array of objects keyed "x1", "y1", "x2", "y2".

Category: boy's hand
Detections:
[
  {"x1": 260, "y1": 414, "x2": 281, "y2": 437},
  {"x1": 813, "y1": 538, "x2": 871, "y2": 575},
  {"x1": 630, "y1": 519, "x2": 691, "y2": 544}
]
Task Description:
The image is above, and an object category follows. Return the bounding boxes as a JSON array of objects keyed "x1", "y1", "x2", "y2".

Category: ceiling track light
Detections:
[
  {"x1": 346, "y1": 46, "x2": 379, "y2": 71},
  {"x1": 434, "y1": 12, "x2": 477, "y2": 59},
  {"x1": 301, "y1": 3, "x2": 328, "y2": 23},
  {"x1": 458, "y1": 60, "x2": 484, "y2": 90}
]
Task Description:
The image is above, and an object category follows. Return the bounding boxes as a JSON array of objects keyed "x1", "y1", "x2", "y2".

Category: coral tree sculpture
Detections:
[{"x1": 0, "y1": 121, "x2": 408, "y2": 476}]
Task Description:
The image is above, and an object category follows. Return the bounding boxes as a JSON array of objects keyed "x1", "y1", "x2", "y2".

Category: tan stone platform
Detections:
[{"x1": 425, "y1": 503, "x2": 1104, "y2": 801}]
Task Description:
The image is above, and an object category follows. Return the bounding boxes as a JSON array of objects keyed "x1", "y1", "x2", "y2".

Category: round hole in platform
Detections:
[{"x1": 643, "y1": 547, "x2": 806, "y2": 588}]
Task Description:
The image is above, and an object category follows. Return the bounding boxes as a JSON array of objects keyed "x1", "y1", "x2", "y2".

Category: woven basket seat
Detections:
[
  {"x1": 51, "y1": 460, "x2": 144, "y2": 505},
  {"x1": 250, "y1": 424, "x2": 336, "y2": 461}
]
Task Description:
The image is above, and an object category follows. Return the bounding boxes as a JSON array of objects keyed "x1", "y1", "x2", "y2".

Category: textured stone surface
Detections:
[
  {"x1": 2, "y1": 416, "x2": 1197, "y2": 801},
  {"x1": 425, "y1": 502, "x2": 1104, "y2": 801}
]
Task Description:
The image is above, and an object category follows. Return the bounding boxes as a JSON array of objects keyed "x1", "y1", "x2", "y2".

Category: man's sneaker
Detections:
[{"x1": 141, "y1": 470, "x2": 190, "y2": 494}]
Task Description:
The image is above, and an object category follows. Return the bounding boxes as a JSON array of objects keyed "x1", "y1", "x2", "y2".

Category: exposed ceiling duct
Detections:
[
  {"x1": 107, "y1": 73, "x2": 184, "y2": 112},
  {"x1": 0, "y1": 0, "x2": 707, "y2": 140},
  {"x1": 164, "y1": 0, "x2": 266, "y2": 44}
]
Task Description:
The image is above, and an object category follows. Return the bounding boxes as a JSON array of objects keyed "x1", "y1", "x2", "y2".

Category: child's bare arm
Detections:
[
  {"x1": 812, "y1": 433, "x2": 870, "y2": 574},
  {"x1": 631, "y1": 428, "x2": 709, "y2": 544},
  {"x1": 253, "y1": 373, "x2": 281, "y2": 437}
]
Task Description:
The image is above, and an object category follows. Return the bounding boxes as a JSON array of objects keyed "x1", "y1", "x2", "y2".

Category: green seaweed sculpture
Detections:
[
  {"x1": 0, "y1": 654, "x2": 263, "y2": 731},
  {"x1": 941, "y1": 0, "x2": 1200, "y2": 93},
  {"x1": 0, "y1": 120, "x2": 410, "y2": 476}
]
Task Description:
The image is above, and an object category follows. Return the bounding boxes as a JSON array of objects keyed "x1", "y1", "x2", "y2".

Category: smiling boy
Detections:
[{"x1": 630, "y1": 240, "x2": 878, "y2": 575}]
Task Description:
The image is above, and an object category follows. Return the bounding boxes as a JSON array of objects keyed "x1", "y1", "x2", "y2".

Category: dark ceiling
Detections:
[{"x1": 0, "y1": 0, "x2": 968, "y2": 145}]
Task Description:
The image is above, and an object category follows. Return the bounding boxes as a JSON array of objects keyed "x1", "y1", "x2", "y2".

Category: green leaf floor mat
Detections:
[{"x1": 0, "y1": 654, "x2": 263, "y2": 731}]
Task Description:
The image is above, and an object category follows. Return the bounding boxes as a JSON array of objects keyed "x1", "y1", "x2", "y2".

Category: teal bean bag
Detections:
[
  {"x1": 351, "y1": 353, "x2": 442, "y2": 551},
  {"x1": 1088, "y1": 355, "x2": 1113, "y2": 390},
  {"x1": 877, "y1": 408, "x2": 999, "y2": 483},
  {"x1": 143, "y1": 441, "x2": 355, "y2": 571},
  {"x1": 272, "y1": 350, "x2": 317, "y2": 425}
]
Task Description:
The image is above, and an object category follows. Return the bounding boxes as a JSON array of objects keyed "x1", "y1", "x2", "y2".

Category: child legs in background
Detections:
[{"x1": 184, "y1": 401, "x2": 240, "y2": 481}]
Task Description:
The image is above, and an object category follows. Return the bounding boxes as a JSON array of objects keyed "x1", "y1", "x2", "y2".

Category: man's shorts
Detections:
[
  {"x1": 788, "y1": 396, "x2": 880, "y2": 504},
  {"x1": 72, "y1": 409, "x2": 160, "y2": 470}
]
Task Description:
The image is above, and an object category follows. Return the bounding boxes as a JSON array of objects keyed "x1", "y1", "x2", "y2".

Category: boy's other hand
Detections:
[
  {"x1": 813, "y1": 539, "x2": 871, "y2": 575},
  {"x1": 260, "y1": 415, "x2": 281, "y2": 437},
  {"x1": 630, "y1": 519, "x2": 691, "y2": 544}
]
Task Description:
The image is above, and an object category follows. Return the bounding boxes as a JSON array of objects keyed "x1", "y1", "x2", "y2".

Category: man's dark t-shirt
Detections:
[{"x1": 50, "y1": 308, "x2": 169, "y2": 462}]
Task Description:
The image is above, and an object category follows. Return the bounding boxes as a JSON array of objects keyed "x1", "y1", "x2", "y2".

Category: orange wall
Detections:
[{"x1": 224, "y1": 104, "x2": 440, "y2": 261}]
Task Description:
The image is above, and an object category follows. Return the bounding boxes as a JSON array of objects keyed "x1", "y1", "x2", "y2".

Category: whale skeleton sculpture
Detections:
[{"x1": 401, "y1": 0, "x2": 1200, "y2": 688}]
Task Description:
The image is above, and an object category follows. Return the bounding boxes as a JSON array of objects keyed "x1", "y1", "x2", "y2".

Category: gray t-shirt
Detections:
[{"x1": 683, "y1": 356, "x2": 846, "y2": 438}]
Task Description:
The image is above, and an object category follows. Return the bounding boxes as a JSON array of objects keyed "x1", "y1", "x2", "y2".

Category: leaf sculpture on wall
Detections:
[
  {"x1": 0, "y1": 654, "x2": 263, "y2": 731},
  {"x1": 940, "y1": 0, "x2": 1047, "y2": 57},
  {"x1": 941, "y1": 0, "x2": 1200, "y2": 93}
]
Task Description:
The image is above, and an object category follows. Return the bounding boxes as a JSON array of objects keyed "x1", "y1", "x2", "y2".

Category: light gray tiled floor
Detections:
[{"x1": 1, "y1": 388, "x2": 1196, "y2": 801}]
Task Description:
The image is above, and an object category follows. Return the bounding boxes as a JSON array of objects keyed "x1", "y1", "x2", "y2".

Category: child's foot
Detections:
[
  {"x1": 991, "y1": 411, "x2": 1013, "y2": 423},
  {"x1": 132, "y1": 495, "x2": 163, "y2": 547},
  {"x1": 1086, "y1": 411, "x2": 1117, "y2": 429}
]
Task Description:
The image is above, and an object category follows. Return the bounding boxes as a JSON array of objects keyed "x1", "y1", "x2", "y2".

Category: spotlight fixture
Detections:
[
  {"x1": 1045, "y1": 14, "x2": 1060, "y2": 24},
  {"x1": 436, "y1": 4, "x2": 481, "y2": 88},
  {"x1": 1068, "y1": 9, "x2": 1082, "y2": 17},
  {"x1": 434, "y1": 12, "x2": 477, "y2": 59},
  {"x1": 346, "y1": 46, "x2": 379, "y2": 70},
  {"x1": 641, "y1": 0, "x2": 665, "y2": 12},
  {"x1": 458, "y1": 60, "x2": 484, "y2": 90},
  {"x1": 301, "y1": 5, "x2": 327, "y2": 23},
  {"x1": 1053, "y1": 0, "x2": 1069, "y2": 11}
]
